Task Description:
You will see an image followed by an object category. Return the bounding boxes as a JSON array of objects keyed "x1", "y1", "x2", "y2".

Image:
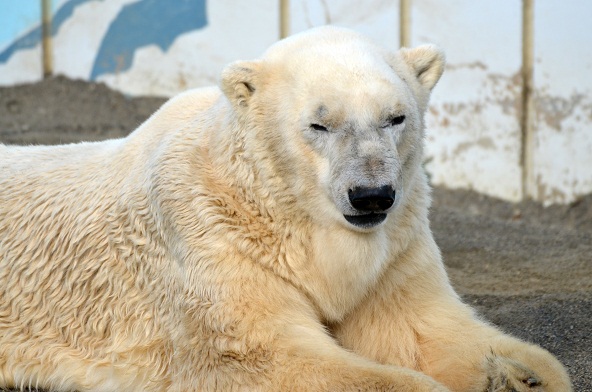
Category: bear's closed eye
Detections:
[
  {"x1": 311, "y1": 123, "x2": 329, "y2": 132},
  {"x1": 385, "y1": 115, "x2": 405, "y2": 128}
]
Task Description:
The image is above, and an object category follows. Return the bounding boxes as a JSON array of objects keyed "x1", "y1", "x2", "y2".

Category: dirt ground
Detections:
[{"x1": 1, "y1": 77, "x2": 591, "y2": 391}]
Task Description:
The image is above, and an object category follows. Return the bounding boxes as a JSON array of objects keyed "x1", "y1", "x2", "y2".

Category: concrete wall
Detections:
[
  {"x1": 413, "y1": 0, "x2": 524, "y2": 202},
  {"x1": 1, "y1": 0, "x2": 590, "y2": 205},
  {"x1": 530, "y1": 0, "x2": 592, "y2": 204}
]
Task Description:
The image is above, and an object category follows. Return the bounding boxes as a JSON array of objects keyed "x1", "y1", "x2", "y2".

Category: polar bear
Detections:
[{"x1": 0, "y1": 27, "x2": 571, "y2": 391}]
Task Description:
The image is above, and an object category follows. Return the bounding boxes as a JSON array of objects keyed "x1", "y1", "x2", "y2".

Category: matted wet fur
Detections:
[{"x1": 0, "y1": 27, "x2": 571, "y2": 391}]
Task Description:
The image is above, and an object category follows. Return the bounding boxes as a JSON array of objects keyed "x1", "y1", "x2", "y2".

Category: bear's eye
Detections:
[
  {"x1": 310, "y1": 123, "x2": 328, "y2": 132},
  {"x1": 382, "y1": 115, "x2": 406, "y2": 129},
  {"x1": 384, "y1": 115, "x2": 405, "y2": 128},
  {"x1": 391, "y1": 115, "x2": 405, "y2": 125}
]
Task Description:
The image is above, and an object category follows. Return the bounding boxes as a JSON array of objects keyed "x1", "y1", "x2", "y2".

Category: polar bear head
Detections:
[{"x1": 220, "y1": 26, "x2": 444, "y2": 232}]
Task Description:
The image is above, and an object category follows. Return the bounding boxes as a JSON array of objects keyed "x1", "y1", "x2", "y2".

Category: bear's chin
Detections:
[{"x1": 343, "y1": 213, "x2": 387, "y2": 229}]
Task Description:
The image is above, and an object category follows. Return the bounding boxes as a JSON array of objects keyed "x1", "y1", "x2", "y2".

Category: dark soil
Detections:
[
  {"x1": 0, "y1": 75, "x2": 164, "y2": 145},
  {"x1": 431, "y1": 189, "x2": 592, "y2": 391},
  {"x1": 1, "y1": 77, "x2": 591, "y2": 391}
]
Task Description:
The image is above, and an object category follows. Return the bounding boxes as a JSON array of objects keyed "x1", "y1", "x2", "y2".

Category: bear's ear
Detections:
[
  {"x1": 221, "y1": 60, "x2": 262, "y2": 109},
  {"x1": 399, "y1": 44, "x2": 445, "y2": 91}
]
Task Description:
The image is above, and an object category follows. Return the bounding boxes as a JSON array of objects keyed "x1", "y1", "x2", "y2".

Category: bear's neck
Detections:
[{"x1": 208, "y1": 116, "x2": 300, "y2": 224}]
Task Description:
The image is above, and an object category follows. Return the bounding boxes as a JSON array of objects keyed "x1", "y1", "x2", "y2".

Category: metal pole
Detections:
[
  {"x1": 520, "y1": 0, "x2": 534, "y2": 200},
  {"x1": 41, "y1": 0, "x2": 53, "y2": 78},
  {"x1": 399, "y1": 0, "x2": 411, "y2": 47},
  {"x1": 280, "y1": 0, "x2": 290, "y2": 39}
]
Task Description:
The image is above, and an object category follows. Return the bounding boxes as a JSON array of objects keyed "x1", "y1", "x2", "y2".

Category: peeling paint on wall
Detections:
[
  {"x1": 416, "y1": 0, "x2": 524, "y2": 202},
  {"x1": 534, "y1": 92, "x2": 585, "y2": 133},
  {"x1": 531, "y1": 0, "x2": 592, "y2": 205}
]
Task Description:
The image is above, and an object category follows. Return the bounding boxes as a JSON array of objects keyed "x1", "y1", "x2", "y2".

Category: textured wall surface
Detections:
[
  {"x1": 530, "y1": 0, "x2": 592, "y2": 204},
  {"x1": 1, "y1": 0, "x2": 590, "y2": 205},
  {"x1": 414, "y1": 0, "x2": 524, "y2": 202}
]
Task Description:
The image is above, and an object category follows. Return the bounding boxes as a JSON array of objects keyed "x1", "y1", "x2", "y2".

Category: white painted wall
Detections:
[
  {"x1": 289, "y1": 0, "x2": 400, "y2": 51},
  {"x1": 531, "y1": 0, "x2": 592, "y2": 205},
  {"x1": 413, "y1": 0, "x2": 523, "y2": 202}
]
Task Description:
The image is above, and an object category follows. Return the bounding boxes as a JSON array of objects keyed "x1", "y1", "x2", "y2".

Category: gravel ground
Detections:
[{"x1": 1, "y1": 77, "x2": 591, "y2": 391}]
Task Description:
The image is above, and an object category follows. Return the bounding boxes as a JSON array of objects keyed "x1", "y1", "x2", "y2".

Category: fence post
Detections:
[
  {"x1": 520, "y1": 0, "x2": 534, "y2": 200},
  {"x1": 399, "y1": 0, "x2": 411, "y2": 47},
  {"x1": 41, "y1": 0, "x2": 53, "y2": 78},
  {"x1": 280, "y1": 0, "x2": 290, "y2": 39}
]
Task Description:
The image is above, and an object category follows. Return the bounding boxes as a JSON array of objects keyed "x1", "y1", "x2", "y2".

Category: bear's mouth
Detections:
[{"x1": 343, "y1": 213, "x2": 387, "y2": 229}]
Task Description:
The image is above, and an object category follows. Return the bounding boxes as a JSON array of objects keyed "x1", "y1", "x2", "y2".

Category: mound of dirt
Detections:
[
  {"x1": 0, "y1": 75, "x2": 165, "y2": 145},
  {"x1": 1, "y1": 77, "x2": 590, "y2": 391}
]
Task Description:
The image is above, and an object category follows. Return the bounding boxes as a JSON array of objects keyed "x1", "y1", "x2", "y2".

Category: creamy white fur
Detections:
[{"x1": 0, "y1": 27, "x2": 571, "y2": 391}]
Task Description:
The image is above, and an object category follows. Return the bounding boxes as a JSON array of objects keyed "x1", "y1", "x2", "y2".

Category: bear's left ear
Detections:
[
  {"x1": 398, "y1": 44, "x2": 445, "y2": 91},
  {"x1": 221, "y1": 60, "x2": 262, "y2": 109}
]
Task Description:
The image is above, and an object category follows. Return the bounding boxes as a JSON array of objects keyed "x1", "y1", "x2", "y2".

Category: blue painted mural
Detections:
[
  {"x1": 91, "y1": 0, "x2": 207, "y2": 79},
  {"x1": 0, "y1": 0, "x2": 207, "y2": 80},
  {"x1": 0, "y1": 0, "x2": 93, "y2": 64}
]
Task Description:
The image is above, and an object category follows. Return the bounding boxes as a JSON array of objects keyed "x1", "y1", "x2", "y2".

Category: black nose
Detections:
[{"x1": 348, "y1": 186, "x2": 396, "y2": 212}]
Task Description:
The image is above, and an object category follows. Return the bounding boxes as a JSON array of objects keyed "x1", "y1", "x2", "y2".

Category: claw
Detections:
[{"x1": 523, "y1": 377, "x2": 541, "y2": 387}]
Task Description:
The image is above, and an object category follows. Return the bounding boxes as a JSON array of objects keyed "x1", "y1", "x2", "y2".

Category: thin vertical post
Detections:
[
  {"x1": 521, "y1": 0, "x2": 534, "y2": 199},
  {"x1": 399, "y1": 0, "x2": 411, "y2": 47},
  {"x1": 41, "y1": 0, "x2": 53, "y2": 78},
  {"x1": 280, "y1": 0, "x2": 290, "y2": 39}
]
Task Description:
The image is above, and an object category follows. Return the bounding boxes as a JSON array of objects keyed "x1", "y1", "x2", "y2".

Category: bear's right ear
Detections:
[
  {"x1": 221, "y1": 60, "x2": 262, "y2": 109},
  {"x1": 398, "y1": 44, "x2": 445, "y2": 91}
]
